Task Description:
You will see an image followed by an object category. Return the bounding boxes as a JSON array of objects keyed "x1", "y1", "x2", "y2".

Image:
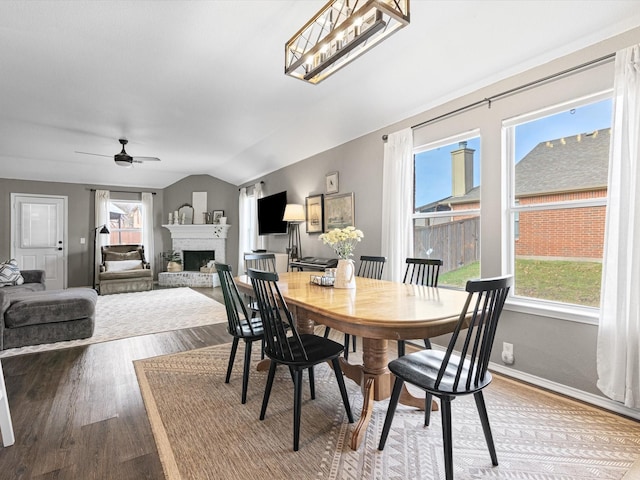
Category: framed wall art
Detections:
[
  {"x1": 305, "y1": 194, "x2": 324, "y2": 233},
  {"x1": 212, "y1": 210, "x2": 225, "y2": 223},
  {"x1": 324, "y1": 192, "x2": 354, "y2": 231},
  {"x1": 325, "y1": 171, "x2": 339, "y2": 194}
]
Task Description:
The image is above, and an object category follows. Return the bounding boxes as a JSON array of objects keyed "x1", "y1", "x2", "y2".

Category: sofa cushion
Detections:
[
  {"x1": 104, "y1": 260, "x2": 144, "y2": 272},
  {"x1": 99, "y1": 268, "x2": 152, "y2": 281},
  {"x1": 1, "y1": 283, "x2": 46, "y2": 295},
  {"x1": 0, "y1": 259, "x2": 24, "y2": 286},
  {"x1": 103, "y1": 249, "x2": 142, "y2": 262},
  {"x1": 5, "y1": 289, "x2": 97, "y2": 328}
]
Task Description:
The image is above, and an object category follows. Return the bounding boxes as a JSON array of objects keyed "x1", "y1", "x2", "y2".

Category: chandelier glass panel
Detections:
[{"x1": 285, "y1": 0, "x2": 410, "y2": 84}]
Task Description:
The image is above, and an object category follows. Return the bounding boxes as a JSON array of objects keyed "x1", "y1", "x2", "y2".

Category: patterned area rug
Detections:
[
  {"x1": 135, "y1": 342, "x2": 640, "y2": 480},
  {"x1": 0, "y1": 287, "x2": 227, "y2": 358}
]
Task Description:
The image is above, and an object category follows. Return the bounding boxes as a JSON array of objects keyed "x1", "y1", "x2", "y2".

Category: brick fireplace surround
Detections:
[{"x1": 159, "y1": 224, "x2": 231, "y2": 288}]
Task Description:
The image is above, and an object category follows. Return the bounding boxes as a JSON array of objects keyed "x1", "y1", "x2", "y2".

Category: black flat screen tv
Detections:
[{"x1": 258, "y1": 191, "x2": 288, "y2": 235}]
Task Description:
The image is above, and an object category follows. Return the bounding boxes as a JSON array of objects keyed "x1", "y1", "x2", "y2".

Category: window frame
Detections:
[
  {"x1": 503, "y1": 90, "x2": 611, "y2": 324},
  {"x1": 108, "y1": 199, "x2": 144, "y2": 246}
]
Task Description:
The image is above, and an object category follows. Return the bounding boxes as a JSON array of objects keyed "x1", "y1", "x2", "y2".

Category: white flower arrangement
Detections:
[{"x1": 319, "y1": 226, "x2": 364, "y2": 259}]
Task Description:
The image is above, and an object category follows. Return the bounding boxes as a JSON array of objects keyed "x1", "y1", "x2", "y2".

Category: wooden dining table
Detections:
[{"x1": 235, "y1": 271, "x2": 470, "y2": 450}]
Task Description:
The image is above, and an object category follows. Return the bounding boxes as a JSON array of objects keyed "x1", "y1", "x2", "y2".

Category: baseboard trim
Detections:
[{"x1": 489, "y1": 362, "x2": 640, "y2": 421}]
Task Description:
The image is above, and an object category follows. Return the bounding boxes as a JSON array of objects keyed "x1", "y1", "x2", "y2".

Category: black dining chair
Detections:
[
  {"x1": 248, "y1": 268, "x2": 354, "y2": 451},
  {"x1": 397, "y1": 258, "x2": 444, "y2": 356},
  {"x1": 215, "y1": 262, "x2": 265, "y2": 404},
  {"x1": 323, "y1": 255, "x2": 387, "y2": 360},
  {"x1": 243, "y1": 253, "x2": 277, "y2": 318},
  {"x1": 378, "y1": 275, "x2": 512, "y2": 480}
]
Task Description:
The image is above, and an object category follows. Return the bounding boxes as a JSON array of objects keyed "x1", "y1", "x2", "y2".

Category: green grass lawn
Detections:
[{"x1": 438, "y1": 259, "x2": 602, "y2": 307}]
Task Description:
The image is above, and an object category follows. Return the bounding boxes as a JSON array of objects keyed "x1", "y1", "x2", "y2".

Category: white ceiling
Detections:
[{"x1": 1, "y1": 1, "x2": 639, "y2": 189}]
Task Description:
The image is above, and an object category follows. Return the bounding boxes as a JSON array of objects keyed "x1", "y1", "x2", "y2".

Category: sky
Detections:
[{"x1": 414, "y1": 98, "x2": 613, "y2": 208}]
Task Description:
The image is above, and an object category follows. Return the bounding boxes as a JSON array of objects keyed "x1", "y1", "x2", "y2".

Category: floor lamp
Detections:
[
  {"x1": 93, "y1": 224, "x2": 110, "y2": 290},
  {"x1": 283, "y1": 204, "x2": 305, "y2": 265}
]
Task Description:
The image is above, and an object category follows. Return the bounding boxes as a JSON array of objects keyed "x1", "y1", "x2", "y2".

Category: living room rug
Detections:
[
  {"x1": 135, "y1": 343, "x2": 640, "y2": 480},
  {"x1": 0, "y1": 287, "x2": 227, "y2": 358}
]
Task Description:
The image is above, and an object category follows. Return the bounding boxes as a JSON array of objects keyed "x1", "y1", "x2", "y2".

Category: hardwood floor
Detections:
[{"x1": 0, "y1": 287, "x2": 230, "y2": 479}]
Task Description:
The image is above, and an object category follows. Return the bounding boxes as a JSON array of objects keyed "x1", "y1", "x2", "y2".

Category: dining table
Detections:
[{"x1": 234, "y1": 271, "x2": 471, "y2": 450}]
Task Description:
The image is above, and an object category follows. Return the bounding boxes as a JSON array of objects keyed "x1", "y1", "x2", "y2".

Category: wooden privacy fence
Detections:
[{"x1": 413, "y1": 217, "x2": 479, "y2": 273}]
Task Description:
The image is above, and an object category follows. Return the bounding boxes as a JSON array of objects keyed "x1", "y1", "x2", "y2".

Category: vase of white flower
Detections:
[{"x1": 319, "y1": 226, "x2": 364, "y2": 289}]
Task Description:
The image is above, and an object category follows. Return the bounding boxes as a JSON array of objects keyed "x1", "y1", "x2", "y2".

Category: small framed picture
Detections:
[
  {"x1": 305, "y1": 194, "x2": 324, "y2": 233},
  {"x1": 212, "y1": 210, "x2": 224, "y2": 223},
  {"x1": 325, "y1": 171, "x2": 339, "y2": 194}
]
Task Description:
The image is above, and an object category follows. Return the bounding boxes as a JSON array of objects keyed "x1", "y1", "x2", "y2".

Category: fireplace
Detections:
[{"x1": 183, "y1": 250, "x2": 215, "y2": 271}]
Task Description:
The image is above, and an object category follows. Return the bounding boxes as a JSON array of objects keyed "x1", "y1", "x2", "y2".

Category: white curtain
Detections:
[
  {"x1": 597, "y1": 44, "x2": 640, "y2": 409},
  {"x1": 141, "y1": 192, "x2": 154, "y2": 271},
  {"x1": 238, "y1": 182, "x2": 264, "y2": 273},
  {"x1": 381, "y1": 128, "x2": 414, "y2": 282},
  {"x1": 94, "y1": 189, "x2": 110, "y2": 287}
]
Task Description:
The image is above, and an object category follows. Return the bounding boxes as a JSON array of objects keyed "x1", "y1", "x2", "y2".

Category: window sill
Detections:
[{"x1": 505, "y1": 297, "x2": 599, "y2": 325}]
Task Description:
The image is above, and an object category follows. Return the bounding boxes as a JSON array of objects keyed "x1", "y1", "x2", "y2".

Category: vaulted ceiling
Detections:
[{"x1": 1, "y1": 1, "x2": 639, "y2": 189}]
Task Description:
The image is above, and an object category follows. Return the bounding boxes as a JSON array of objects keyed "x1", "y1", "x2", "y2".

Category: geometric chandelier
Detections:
[{"x1": 285, "y1": 0, "x2": 410, "y2": 84}]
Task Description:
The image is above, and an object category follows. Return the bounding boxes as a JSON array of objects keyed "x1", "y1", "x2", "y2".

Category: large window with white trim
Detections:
[
  {"x1": 108, "y1": 200, "x2": 143, "y2": 245},
  {"x1": 413, "y1": 132, "x2": 481, "y2": 288},
  {"x1": 505, "y1": 93, "x2": 611, "y2": 308}
]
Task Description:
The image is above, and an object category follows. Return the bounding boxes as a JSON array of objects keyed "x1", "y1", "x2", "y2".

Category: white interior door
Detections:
[{"x1": 11, "y1": 194, "x2": 67, "y2": 290}]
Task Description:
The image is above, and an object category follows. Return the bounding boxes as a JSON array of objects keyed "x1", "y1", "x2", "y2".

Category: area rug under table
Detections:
[
  {"x1": 135, "y1": 343, "x2": 640, "y2": 480},
  {"x1": 0, "y1": 287, "x2": 227, "y2": 358}
]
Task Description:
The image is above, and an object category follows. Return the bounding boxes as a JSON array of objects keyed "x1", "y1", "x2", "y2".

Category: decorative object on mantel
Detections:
[
  {"x1": 177, "y1": 204, "x2": 194, "y2": 225},
  {"x1": 319, "y1": 226, "x2": 363, "y2": 289},
  {"x1": 326, "y1": 171, "x2": 339, "y2": 194},
  {"x1": 192, "y1": 192, "x2": 207, "y2": 225},
  {"x1": 283, "y1": 203, "x2": 306, "y2": 261},
  {"x1": 284, "y1": 0, "x2": 410, "y2": 84},
  {"x1": 212, "y1": 210, "x2": 224, "y2": 224}
]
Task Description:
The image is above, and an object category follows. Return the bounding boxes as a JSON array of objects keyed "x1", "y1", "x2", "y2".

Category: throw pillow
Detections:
[
  {"x1": 103, "y1": 250, "x2": 142, "y2": 262},
  {"x1": 104, "y1": 260, "x2": 144, "y2": 272},
  {"x1": 0, "y1": 259, "x2": 25, "y2": 286}
]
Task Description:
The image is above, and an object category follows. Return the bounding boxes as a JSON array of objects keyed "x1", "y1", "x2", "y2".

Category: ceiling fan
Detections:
[{"x1": 75, "y1": 139, "x2": 161, "y2": 167}]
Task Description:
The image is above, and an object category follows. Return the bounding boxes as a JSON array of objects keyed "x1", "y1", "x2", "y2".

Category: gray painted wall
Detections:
[{"x1": 241, "y1": 26, "x2": 640, "y2": 402}]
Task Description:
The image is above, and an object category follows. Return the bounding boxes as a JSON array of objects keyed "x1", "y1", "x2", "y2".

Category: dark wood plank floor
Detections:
[{"x1": 0, "y1": 287, "x2": 231, "y2": 480}]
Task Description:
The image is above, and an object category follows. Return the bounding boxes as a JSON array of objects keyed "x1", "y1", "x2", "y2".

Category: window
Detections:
[
  {"x1": 108, "y1": 201, "x2": 143, "y2": 245},
  {"x1": 413, "y1": 132, "x2": 481, "y2": 288},
  {"x1": 505, "y1": 93, "x2": 611, "y2": 308}
]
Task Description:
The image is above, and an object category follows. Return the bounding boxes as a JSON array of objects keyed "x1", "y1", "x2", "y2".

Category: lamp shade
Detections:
[{"x1": 283, "y1": 204, "x2": 305, "y2": 222}]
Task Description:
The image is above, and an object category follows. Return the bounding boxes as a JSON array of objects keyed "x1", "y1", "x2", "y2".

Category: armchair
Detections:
[{"x1": 98, "y1": 244, "x2": 153, "y2": 295}]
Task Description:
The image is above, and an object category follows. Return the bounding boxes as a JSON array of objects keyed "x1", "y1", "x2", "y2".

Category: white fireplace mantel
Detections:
[{"x1": 162, "y1": 224, "x2": 231, "y2": 239}]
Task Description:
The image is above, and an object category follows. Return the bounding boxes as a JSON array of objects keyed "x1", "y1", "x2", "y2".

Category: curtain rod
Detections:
[
  {"x1": 89, "y1": 188, "x2": 156, "y2": 195},
  {"x1": 238, "y1": 180, "x2": 265, "y2": 192},
  {"x1": 382, "y1": 52, "x2": 616, "y2": 141}
]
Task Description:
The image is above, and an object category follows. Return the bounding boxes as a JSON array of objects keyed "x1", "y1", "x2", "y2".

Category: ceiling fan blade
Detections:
[
  {"x1": 132, "y1": 156, "x2": 161, "y2": 162},
  {"x1": 75, "y1": 151, "x2": 112, "y2": 158}
]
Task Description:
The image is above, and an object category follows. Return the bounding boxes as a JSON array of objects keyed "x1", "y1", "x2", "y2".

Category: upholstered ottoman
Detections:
[{"x1": 2, "y1": 288, "x2": 97, "y2": 350}]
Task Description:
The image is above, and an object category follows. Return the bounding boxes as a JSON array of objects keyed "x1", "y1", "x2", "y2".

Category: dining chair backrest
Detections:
[
  {"x1": 247, "y1": 268, "x2": 307, "y2": 363},
  {"x1": 244, "y1": 253, "x2": 277, "y2": 274},
  {"x1": 215, "y1": 262, "x2": 257, "y2": 338},
  {"x1": 403, "y1": 258, "x2": 443, "y2": 287},
  {"x1": 437, "y1": 275, "x2": 512, "y2": 392},
  {"x1": 357, "y1": 255, "x2": 386, "y2": 280}
]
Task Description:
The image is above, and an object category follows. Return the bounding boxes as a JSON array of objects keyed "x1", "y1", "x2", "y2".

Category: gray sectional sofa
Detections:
[{"x1": 0, "y1": 270, "x2": 97, "y2": 350}]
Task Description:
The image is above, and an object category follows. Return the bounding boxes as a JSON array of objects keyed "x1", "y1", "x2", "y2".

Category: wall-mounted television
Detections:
[{"x1": 258, "y1": 191, "x2": 288, "y2": 235}]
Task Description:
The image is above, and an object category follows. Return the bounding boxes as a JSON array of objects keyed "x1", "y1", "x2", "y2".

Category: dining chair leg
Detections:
[
  {"x1": 474, "y1": 391, "x2": 498, "y2": 466},
  {"x1": 241, "y1": 340, "x2": 252, "y2": 404},
  {"x1": 260, "y1": 338, "x2": 265, "y2": 360},
  {"x1": 343, "y1": 334, "x2": 350, "y2": 360},
  {"x1": 293, "y1": 368, "x2": 303, "y2": 451},
  {"x1": 378, "y1": 376, "x2": 404, "y2": 450},
  {"x1": 440, "y1": 397, "x2": 454, "y2": 480},
  {"x1": 225, "y1": 337, "x2": 239, "y2": 384},
  {"x1": 423, "y1": 338, "x2": 432, "y2": 349},
  {"x1": 308, "y1": 367, "x2": 315, "y2": 399},
  {"x1": 397, "y1": 340, "x2": 406, "y2": 357},
  {"x1": 323, "y1": 327, "x2": 331, "y2": 339},
  {"x1": 260, "y1": 361, "x2": 278, "y2": 420},
  {"x1": 331, "y1": 358, "x2": 354, "y2": 423},
  {"x1": 351, "y1": 335, "x2": 356, "y2": 352},
  {"x1": 424, "y1": 393, "x2": 433, "y2": 426}
]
